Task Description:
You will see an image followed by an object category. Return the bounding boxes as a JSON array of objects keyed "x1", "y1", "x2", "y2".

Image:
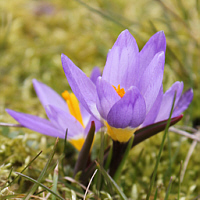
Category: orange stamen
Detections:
[
  {"x1": 112, "y1": 84, "x2": 125, "y2": 98},
  {"x1": 62, "y1": 91, "x2": 85, "y2": 128}
]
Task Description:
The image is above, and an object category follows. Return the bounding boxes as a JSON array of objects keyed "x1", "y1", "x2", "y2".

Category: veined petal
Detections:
[
  {"x1": 155, "y1": 81, "x2": 184, "y2": 122},
  {"x1": 102, "y1": 29, "x2": 139, "y2": 90},
  {"x1": 107, "y1": 86, "x2": 146, "y2": 128},
  {"x1": 83, "y1": 116, "x2": 103, "y2": 138},
  {"x1": 138, "y1": 31, "x2": 166, "y2": 82},
  {"x1": 96, "y1": 77, "x2": 121, "y2": 120},
  {"x1": 80, "y1": 103, "x2": 91, "y2": 127},
  {"x1": 139, "y1": 51, "x2": 165, "y2": 113},
  {"x1": 172, "y1": 88, "x2": 193, "y2": 118},
  {"x1": 90, "y1": 67, "x2": 101, "y2": 84},
  {"x1": 142, "y1": 86, "x2": 163, "y2": 127},
  {"x1": 6, "y1": 109, "x2": 63, "y2": 138},
  {"x1": 80, "y1": 67, "x2": 101, "y2": 125},
  {"x1": 61, "y1": 54, "x2": 100, "y2": 120},
  {"x1": 32, "y1": 79, "x2": 69, "y2": 112},
  {"x1": 45, "y1": 105, "x2": 84, "y2": 140}
]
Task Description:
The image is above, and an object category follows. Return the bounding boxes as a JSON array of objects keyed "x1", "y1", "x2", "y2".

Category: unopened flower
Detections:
[
  {"x1": 61, "y1": 29, "x2": 193, "y2": 143},
  {"x1": 6, "y1": 68, "x2": 102, "y2": 151}
]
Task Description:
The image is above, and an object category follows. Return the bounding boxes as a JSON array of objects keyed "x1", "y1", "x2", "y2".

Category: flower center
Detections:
[
  {"x1": 112, "y1": 84, "x2": 125, "y2": 98},
  {"x1": 105, "y1": 122, "x2": 136, "y2": 142},
  {"x1": 62, "y1": 91, "x2": 85, "y2": 128}
]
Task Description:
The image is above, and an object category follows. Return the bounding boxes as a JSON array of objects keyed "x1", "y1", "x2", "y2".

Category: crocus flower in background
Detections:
[
  {"x1": 61, "y1": 29, "x2": 193, "y2": 143},
  {"x1": 6, "y1": 68, "x2": 102, "y2": 151}
]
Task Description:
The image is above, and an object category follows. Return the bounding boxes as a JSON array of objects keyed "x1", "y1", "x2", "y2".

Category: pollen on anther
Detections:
[
  {"x1": 112, "y1": 85, "x2": 125, "y2": 98},
  {"x1": 62, "y1": 90, "x2": 85, "y2": 127}
]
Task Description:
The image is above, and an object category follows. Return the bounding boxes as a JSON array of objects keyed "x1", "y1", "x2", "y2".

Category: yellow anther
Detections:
[
  {"x1": 112, "y1": 84, "x2": 125, "y2": 98},
  {"x1": 62, "y1": 91, "x2": 85, "y2": 128}
]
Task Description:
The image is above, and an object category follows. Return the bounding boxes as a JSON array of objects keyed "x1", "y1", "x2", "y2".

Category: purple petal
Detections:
[
  {"x1": 80, "y1": 103, "x2": 91, "y2": 126},
  {"x1": 102, "y1": 29, "x2": 139, "y2": 90},
  {"x1": 107, "y1": 86, "x2": 146, "y2": 128},
  {"x1": 142, "y1": 86, "x2": 163, "y2": 127},
  {"x1": 83, "y1": 116, "x2": 103, "y2": 138},
  {"x1": 138, "y1": 51, "x2": 165, "y2": 113},
  {"x1": 6, "y1": 109, "x2": 63, "y2": 138},
  {"x1": 155, "y1": 81, "x2": 184, "y2": 122},
  {"x1": 45, "y1": 105, "x2": 84, "y2": 140},
  {"x1": 61, "y1": 54, "x2": 100, "y2": 120},
  {"x1": 172, "y1": 88, "x2": 193, "y2": 117},
  {"x1": 139, "y1": 31, "x2": 166, "y2": 81},
  {"x1": 33, "y1": 79, "x2": 69, "y2": 112},
  {"x1": 96, "y1": 77, "x2": 121, "y2": 120},
  {"x1": 90, "y1": 67, "x2": 101, "y2": 85}
]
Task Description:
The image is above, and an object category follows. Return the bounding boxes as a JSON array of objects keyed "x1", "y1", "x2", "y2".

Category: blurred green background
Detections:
[{"x1": 0, "y1": 0, "x2": 199, "y2": 198}]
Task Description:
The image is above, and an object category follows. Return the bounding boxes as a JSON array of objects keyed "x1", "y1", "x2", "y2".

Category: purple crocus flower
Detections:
[
  {"x1": 61, "y1": 29, "x2": 193, "y2": 143},
  {"x1": 6, "y1": 68, "x2": 102, "y2": 151},
  {"x1": 141, "y1": 81, "x2": 193, "y2": 127}
]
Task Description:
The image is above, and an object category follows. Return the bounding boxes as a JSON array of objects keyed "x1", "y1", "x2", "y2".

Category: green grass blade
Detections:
[
  {"x1": 15, "y1": 172, "x2": 64, "y2": 200},
  {"x1": 6, "y1": 167, "x2": 13, "y2": 185},
  {"x1": 96, "y1": 161, "x2": 128, "y2": 200},
  {"x1": 61, "y1": 129, "x2": 68, "y2": 176},
  {"x1": 74, "y1": 0, "x2": 129, "y2": 33},
  {"x1": 60, "y1": 178, "x2": 85, "y2": 195},
  {"x1": 178, "y1": 161, "x2": 183, "y2": 200},
  {"x1": 164, "y1": 177, "x2": 173, "y2": 200},
  {"x1": 24, "y1": 138, "x2": 59, "y2": 200},
  {"x1": 164, "y1": 138, "x2": 182, "y2": 180},
  {"x1": 146, "y1": 92, "x2": 177, "y2": 200},
  {"x1": 52, "y1": 163, "x2": 59, "y2": 200},
  {"x1": 153, "y1": 187, "x2": 158, "y2": 200},
  {"x1": 104, "y1": 145, "x2": 113, "y2": 171},
  {"x1": 167, "y1": 130, "x2": 172, "y2": 178},
  {"x1": 96, "y1": 130, "x2": 105, "y2": 193},
  {"x1": 113, "y1": 136, "x2": 134, "y2": 181},
  {"x1": 5, "y1": 151, "x2": 42, "y2": 188},
  {"x1": 1, "y1": 194, "x2": 25, "y2": 200}
]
